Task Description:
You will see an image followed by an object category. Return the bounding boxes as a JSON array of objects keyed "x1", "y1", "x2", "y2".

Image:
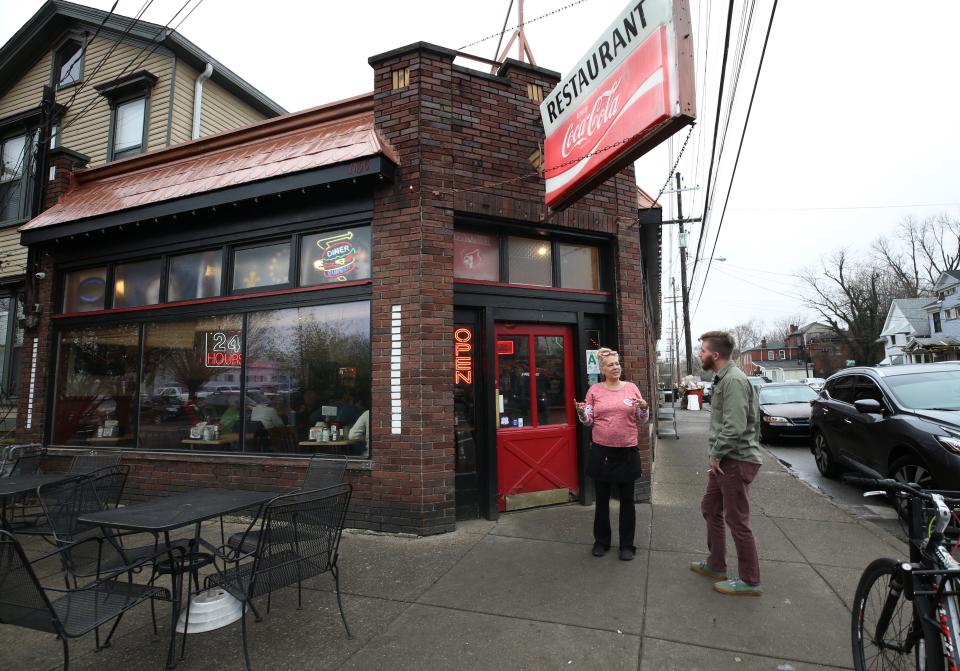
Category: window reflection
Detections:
[
  {"x1": 139, "y1": 316, "x2": 243, "y2": 452},
  {"x1": 63, "y1": 267, "x2": 107, "y2": 313},
  {"x1": 558, "y1": 242, "x2": 600, "y2": 290},
  {"x1": 300, "y1": 227, "x2": 371, "y2": 286},
  {"x1": 168, "y1": 250, "x2": 222, "y2": 301},
  {"x1": 233, "y1": 242, "x2": 290, "y2": 290},
  {"x1": 114, "y1": 258, "x2": 161, "y2": 308},
  {"x1": 497, "y1": 335, "x2": 531, "y2": 428},
  {"x1": 247, "y1": 301, "x2": 371, "y2": 456},
  {"x1": 53, "y1": 324, "x2": 139, "y2": 447},
  {"x1": 535, "y1": 336, "x2": 567, "y2": 424}
]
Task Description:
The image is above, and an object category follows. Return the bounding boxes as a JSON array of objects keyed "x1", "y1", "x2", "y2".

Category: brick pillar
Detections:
[
  {"x1": 43, "y1": 147, "x2": 89, "y2": 211},
  {"x1": 368, "y1": 44, "x2": 457, "y2": 534}
]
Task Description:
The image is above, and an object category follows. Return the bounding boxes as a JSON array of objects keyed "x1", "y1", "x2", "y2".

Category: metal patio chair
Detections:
[
  {"x1": 0, "y1": 529, "x2": 169, "y2": 670},
  {"x1": 0, "y1": 443, "x2": 43, "y2": 477},
  {"x1": 206, "y1": 484, "x2": 353, "y2": 670},
  {"x1": 69, "y1": 452, "x2": 122, "y2": 474},
  {"x1": 226, "y1": 455, "x2": 347, "y2": 553},
  {"x1": 9, "y1": 444, "x2": 46, "y2": 475}
]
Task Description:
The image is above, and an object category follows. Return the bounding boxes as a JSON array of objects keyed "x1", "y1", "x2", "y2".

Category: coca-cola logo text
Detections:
[{"x1": 561, "y1": 79, "x2": 621, "y2": 160}]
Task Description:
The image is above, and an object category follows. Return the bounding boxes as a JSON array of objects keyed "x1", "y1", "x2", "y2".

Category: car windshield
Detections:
[
  {"x1": 885, "y1": 370, "x2": 960, "y2": 410},
  {"x1": 759, "y1": 385, "x2": 817, "y2": 405}
]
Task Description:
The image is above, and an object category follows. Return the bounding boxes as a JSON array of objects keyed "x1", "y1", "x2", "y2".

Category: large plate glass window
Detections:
[
  {"x1": 300, "y1": 227, "x2": 372, "y2": 286},
  {"x1": 63, "y1": 267, "x2": 107, "y2": 313},
  {"x1": 247, "y1": 300, "x2": 371, "y2": 456},
  {"x1": 113, "y1": 258, "x2": 161, "y2": 308},
  {"x1": 53, "y1": 324, "x2": 139, "y2": 447},
  {"x1": 232, "y1": 242, "x2": 290, "y2": 291},
  {"x1": 112, "y1": 97, "x2": 146, "y2": 160},
  {"x1": 0, "y1": 134, "x2": 26, "y2": 222},
  {"x1": 139, "y1": 315, "x2": 243, "y2": 452},
  {"x1": 454, "y1": 229, "x2": 500, "y2": 281},
  {"x1": 508, "y1": 236, "x2": 552, "y2": 287},
  {"x1": 168, "y1": 250, "x2": 222, "y2": 301},
  {"x1": 558, "y1": 242, "x2": 600, "y2": 290}
]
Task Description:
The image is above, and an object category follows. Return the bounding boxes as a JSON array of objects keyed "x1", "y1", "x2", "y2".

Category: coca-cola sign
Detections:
[{"x1": 540, "y1": 0, "x2": 695, "y2": 210}]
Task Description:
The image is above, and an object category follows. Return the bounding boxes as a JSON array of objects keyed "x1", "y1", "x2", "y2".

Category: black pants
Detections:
[{"x1": 594, "y1": 480, "x2": 636, "y2": 551}]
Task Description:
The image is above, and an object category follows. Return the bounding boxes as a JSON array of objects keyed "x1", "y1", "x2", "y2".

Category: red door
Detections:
[{"x1": 495, "y1": 323, "x2": 578, "y2": 511}]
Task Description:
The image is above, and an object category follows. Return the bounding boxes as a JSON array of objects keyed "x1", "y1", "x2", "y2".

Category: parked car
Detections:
[
  {"x1": 810, "y1": 363, "x2": 960, "y2": 490},
  {"x1": 757, "y1": 383, "x2": 818, "y2": 443},
  {"x1": 800, "y1": 377, "x2": 826, "y2": 392},
  {"x1": 702, "y1": 381, "x2": 713, "y2": 403},
  {"x1": 746, "y1": 376, "x2": 770, "y2": 391}
]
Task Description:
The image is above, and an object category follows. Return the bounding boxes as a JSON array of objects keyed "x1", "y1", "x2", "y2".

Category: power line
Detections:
[
  {"x1": 731, "y1": 202, "x2": 960, "y2": 212},
  {"x1": 458, "y1": 0, "x2": 591, "y2": 50},
  {"x1": 689, "y1": 0, "x2": 735, "y2": 282},
  {"x1": 694, "y1": 0, "x2": 779, "y2": 319}
]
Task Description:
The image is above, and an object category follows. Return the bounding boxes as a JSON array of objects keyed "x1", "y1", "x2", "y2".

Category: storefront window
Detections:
[
  {"x1": 508, "y1": 236, "x2": 552, "y2": 287},
  {"x1": 113, "y1": 258, "x2": 161, "y2": 308},
  {"x1": 139, "y1": 315, "x2": 243, "y2": 452},
  {"x1": 454, "y1": 229, "x2": 500, "y2": 281},
  {"x1": 300, "y1": 227, "x2": 371, "y2": 286},
  {"x1": 558, "y1": 242, "x2": 600, "y2": 290},
  {"x1": 168, "y1": 250, "x2": 222, "y2": 302},
  {"x1": 246, "y1": 301, "x2": 371, "y2": 456},
  {"x1": 233, "y1": 242, "x2": 290, "y2": 290},
  {"x1": 53, "y1": 324, "x2": 139, "y2": 447},
  {"x1": 63, "y1": 267, "x2": 107, "y2": 313}
]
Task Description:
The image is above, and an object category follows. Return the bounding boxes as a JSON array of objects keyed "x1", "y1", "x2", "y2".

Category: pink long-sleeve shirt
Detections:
[{"x1": 578, "y1": 382, "x2": 649, "y2": 447}]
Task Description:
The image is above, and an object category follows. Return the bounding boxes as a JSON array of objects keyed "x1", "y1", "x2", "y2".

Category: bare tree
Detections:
[
  {"x1": 763, "y1": 314, "x2": 807, "y2": 346},
  {"x1": 727, "y1": 319, "x2": 764, "y2": 358},
  {"x1": 873, "y1": 213, "x2": 960, "y2": 295},
  {"x1": 800, "y1": 249, "x2": 910, "y2": 366}
]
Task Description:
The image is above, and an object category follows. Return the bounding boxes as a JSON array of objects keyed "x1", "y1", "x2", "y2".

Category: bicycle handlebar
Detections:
[{"x1": 842, "y1": 476, "x2": 960, "y2": 505}]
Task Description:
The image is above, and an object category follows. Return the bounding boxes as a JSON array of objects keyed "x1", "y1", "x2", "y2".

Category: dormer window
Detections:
[
  {"x1": 55, "y1": 39, "x2": 83, "y2": 88},
  {"x1": 95, "y1": 70, "x2": 157, "y2": 161}
]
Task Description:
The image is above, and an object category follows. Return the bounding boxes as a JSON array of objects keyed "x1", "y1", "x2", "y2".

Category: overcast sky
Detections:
[{"x1": 2, "y1": 0, "x2": 959, "y2": 355}]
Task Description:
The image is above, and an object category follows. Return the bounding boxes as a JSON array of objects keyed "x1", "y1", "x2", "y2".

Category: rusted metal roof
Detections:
[
  {"x1": 23, "y1": 93, "x2": 397, "y2": 233},
  {"x1": 636, "y1": 186, "x2": 661, "y2": 209}
]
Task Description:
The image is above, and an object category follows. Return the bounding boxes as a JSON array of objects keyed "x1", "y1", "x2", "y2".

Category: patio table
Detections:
[
  {"x1": 78, "y1": 487, "x2": 280, "y2": 669},
  {"x1": 0, "y1": 473, "x2": 74, "y2": 527}
]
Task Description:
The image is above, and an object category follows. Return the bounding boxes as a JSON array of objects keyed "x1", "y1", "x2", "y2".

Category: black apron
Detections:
[{"x1": 587, "y1": 443, "x2": 642, "y2": 483}]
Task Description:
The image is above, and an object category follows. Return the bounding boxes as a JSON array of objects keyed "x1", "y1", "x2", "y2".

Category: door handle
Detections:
[{"x1": 842, "y1": 418, "x2": 853, "y2": 424}]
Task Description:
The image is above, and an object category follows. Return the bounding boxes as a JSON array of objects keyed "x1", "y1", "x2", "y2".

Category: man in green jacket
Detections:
[{"x1": 689, "y1": 330, "x2": 763, "y2": 596}]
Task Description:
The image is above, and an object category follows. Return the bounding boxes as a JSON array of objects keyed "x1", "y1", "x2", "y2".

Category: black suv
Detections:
[{"x1": 811, "y1": 363, "x2": 960, "y2": 489}]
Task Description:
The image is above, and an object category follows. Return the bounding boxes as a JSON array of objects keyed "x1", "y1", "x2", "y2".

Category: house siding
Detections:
[
  {"x1": 198, "y1": 77, "x2": 262, "y2": 138},
  {"x1": 168, "y1": 60, "x2": 198, "y2": 145},
  {"x1": 0, "y1": 51, "x2": 50, "y2": 119},
  {"x1": 0, "y1": 227, "x2": 27, "y2": 276}
]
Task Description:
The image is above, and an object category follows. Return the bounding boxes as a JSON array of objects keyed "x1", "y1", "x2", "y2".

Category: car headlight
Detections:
[
  {"x1": 763, "y1": 416, "x2": 789, "y2": 425},
  {"x1": 936, "y1": 435, "x2": 960, "y2": 455}
]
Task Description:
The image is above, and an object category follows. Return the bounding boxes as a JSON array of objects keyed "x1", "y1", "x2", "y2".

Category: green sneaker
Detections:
[
  {"x1": 713, "y1": 578, "x2": 762, "y2": 597},
  {"x1": 689, "y1": 561, "x2": 727, "y2": 580}
]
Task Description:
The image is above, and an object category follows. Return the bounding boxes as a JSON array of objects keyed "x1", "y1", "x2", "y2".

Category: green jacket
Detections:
[{"x1": 708, "y1": 362, "x2": 763, "y2": 464}]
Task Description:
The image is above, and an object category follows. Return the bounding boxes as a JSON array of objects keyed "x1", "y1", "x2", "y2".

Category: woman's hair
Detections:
[{"x1": 596, "y1": 347, "x2": 619, "y2": 381}]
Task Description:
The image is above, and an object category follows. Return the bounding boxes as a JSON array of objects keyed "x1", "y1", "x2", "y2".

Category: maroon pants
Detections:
[{"x1": 700, "y1": 458, "x2": 761, "y2": 585}]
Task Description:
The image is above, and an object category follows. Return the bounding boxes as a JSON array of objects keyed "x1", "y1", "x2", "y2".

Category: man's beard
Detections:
[{"x1": 701, "y1": 357, "x2": 714, "y2": 371}]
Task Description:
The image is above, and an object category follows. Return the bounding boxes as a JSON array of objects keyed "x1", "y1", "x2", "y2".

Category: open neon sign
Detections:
[{"x1": 454, "y1": 327, "x2": 473, "y2": 385}]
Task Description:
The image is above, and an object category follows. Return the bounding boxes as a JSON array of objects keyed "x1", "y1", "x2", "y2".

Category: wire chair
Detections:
[
  {"x1": 0, "y1": 529, "x2": 169, "y2": 670},
  {"x1": 226, "y1": 455, "x2": 347, "y2": 553},
  {"x1": 206, "y1": 484, "x2": 353, "y2": 670},
  {"x1": 0, "y1": 443, "x2": 43, "y2": 477},
  {"x1": 69, "y1": 452, "x2": 121, "y2": 474},
  {"x1": 10, "y1": 444, "x2": 47, "y2": 476}
]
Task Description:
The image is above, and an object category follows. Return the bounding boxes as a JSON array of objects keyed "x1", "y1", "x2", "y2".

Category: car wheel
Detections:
[
  {"x1": 890, "y1": 455, "x2": 937, "y2": 490},
  {"x1": 813, "y1": 431, "x2": 841, "y2": 478},
  {"x1": 760, "y1": 426, "x2": 771, "y2": 444}
]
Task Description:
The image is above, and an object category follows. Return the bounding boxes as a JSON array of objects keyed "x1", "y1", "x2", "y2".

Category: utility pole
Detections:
[
  {"x1": 676, "y1": 172, "x2": 693, "y2": 375},
  {"x1": 671, "y1": 278, "x2": 681, "y2": 394}
]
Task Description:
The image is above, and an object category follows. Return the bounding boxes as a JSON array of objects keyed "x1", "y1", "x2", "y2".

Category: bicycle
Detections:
[{"x1": 847, "y1": 476, "x2": 960, "y2": 671}]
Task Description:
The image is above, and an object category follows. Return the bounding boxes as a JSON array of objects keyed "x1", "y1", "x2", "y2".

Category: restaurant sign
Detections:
[
  {"x1": 539, "y1": 0, "x2": 695, "y2": 209},
  {"x1": 313, "y1": 231, "x2": 359, "y2": 282},
  {"x1": 205, "y1": 330, "x2": 242, "y2": 368},
  {"x1": 454, "y1": 327, "x2": 474, "y2": 384}
]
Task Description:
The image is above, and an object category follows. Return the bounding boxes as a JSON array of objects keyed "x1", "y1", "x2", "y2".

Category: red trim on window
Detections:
[
  {"x1": 53, "y1": 280, "x2": 373, "y2": 319},
  {"x1": 455, "y1": 279, "x2": 611, "y2": 295}
]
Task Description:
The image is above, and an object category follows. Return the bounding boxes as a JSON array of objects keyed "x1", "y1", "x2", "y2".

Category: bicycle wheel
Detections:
[{"x1": 852, "y1": 557, "x2": 944, "y2": 671}]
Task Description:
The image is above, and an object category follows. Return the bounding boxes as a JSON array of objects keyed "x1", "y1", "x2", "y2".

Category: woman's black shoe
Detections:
[
  {"x1": 619, "y1": 547, "x2": 635, "y2": 561},
  {"x1": 592, "y1": 542, "x2": 608, "y2": 557}
]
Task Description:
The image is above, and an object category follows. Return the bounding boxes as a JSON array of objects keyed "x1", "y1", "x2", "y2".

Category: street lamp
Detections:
[{"x1": 694, "y1": 255, "x2": 726, "y2": 263}]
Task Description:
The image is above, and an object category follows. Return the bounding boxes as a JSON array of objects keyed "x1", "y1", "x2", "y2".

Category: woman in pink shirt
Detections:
[{"x1": 576, "y1": 348, "x2": 649, "y2": 561}]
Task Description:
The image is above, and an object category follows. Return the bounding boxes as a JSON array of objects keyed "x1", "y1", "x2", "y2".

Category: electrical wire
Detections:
[
  {"x1": 458, "y1": 0, "x2": 591, "y2": 51},
  {"x1": 693, "y1": 0, "x2": 779, "y2": 319}
]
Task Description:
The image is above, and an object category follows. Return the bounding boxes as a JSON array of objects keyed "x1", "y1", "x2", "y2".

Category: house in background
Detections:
[
  {"x1": 879, "y1": 297, "x2": 932, "y2": 365},
  {"x1": 0, "y1": 0, "x2": 284, "y2": 428},
  {"x1": 904, "y1": 270, "x2": 960, "y2": 362},
  {"x1": 739, "y1": 322, "x2": 854, "y2": 379},
  {"x1": 738, "y1": 335, "x2": 808, "y2": 381}
]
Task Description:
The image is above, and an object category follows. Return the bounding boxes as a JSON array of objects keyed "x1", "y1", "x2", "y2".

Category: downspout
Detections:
[{"x1": 191, "y1": 62, "x2": 213, "y2": 139}]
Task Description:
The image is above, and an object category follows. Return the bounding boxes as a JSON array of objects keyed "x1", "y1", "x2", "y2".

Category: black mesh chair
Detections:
[
  {"x1": 0, "y1": 529, "x2": 169, "y2": 670},
  {"x1": 226, "y1": 455, "x2": 347, "y2": 553},
  {"x1": 10, "y1": 444, "x2": 46, "y2": 476},
  {"x1": 69, "y1": 452, "x2": 122, "y2": 474},
  {"x1": 206, "y1": 484, "x2": 352, "y2": 670}
]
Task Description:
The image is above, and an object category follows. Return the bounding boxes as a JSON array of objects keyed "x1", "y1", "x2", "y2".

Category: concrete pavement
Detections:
[{"x1": 1, "y1": 410, "x2": 910, "y2": 670}]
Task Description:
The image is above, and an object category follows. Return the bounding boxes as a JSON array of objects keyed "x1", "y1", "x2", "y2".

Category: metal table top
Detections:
[
  {"x1": 0, "y1": 473, "x2": 74, "y2": 498},
  {"x1": 78, "y1": 487, "x2": 280, "y2": 533}
]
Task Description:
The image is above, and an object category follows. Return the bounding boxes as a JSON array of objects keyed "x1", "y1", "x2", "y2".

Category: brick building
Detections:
[{"x1": 16, "y1": 43, "x2": 660, "y2": 534}]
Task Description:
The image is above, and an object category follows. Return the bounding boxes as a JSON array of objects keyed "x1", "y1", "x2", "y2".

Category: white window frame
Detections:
[{"x1": 767, "y1": 350, "x2": 774, "y2": 361}]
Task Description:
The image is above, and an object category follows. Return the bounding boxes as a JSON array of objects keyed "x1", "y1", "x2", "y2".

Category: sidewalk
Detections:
[{"x1": 3, "y1": 410, "x2": 908, "y2": 670}]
